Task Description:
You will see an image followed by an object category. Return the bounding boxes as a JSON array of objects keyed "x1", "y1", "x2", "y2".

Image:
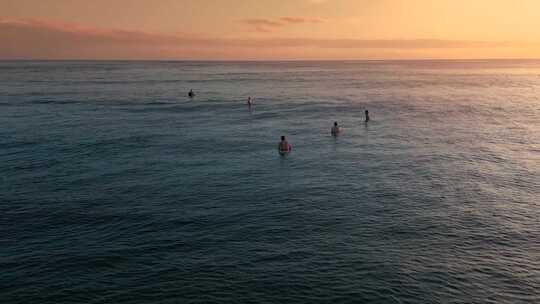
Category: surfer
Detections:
[
  {"x1": 188, "y1": 89, "x2": 195, "y2": 98},
  {"x1": 278, "y1": 136, "x2": 292, "y2": 154},
  {"x1": 247, "y1": 96, "x2": 253, "y2": 106},
  {"x1": 331, "y1": 121, "x2": 342, "y2": 136},
  {"x1": 365, "y1": 110, "x2": 370, "y2": 123}
]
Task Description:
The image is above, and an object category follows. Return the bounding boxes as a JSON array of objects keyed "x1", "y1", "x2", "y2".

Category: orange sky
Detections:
[{"x1": 1, "y1": 0, "x2": 540, "y2": 60}]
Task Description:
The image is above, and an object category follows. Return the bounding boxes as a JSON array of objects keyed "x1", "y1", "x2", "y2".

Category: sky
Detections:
[{"x1": 1, "y1": 0, "x2": 540, "y2": 60}]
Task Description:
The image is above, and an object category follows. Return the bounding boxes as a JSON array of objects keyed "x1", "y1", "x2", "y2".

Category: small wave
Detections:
[{"x1": 29, "y1": 99, "x2": 77, "y2": 105}]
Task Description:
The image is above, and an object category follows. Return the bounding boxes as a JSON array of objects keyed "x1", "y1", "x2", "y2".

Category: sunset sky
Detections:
[{"x1": 1, "y1": 0, "x2": 540, "y2": 60}]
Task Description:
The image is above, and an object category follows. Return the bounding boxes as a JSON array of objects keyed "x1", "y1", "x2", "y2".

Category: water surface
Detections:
[{"x1": 1, "y1": 60, "x2": 539, "y2": 303}]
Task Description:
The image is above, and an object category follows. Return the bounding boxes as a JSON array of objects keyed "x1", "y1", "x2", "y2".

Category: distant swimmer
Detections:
[
  {"x1": 188, "y1": 89, "x2": 195, "y2": 98},
  {"x1": 247, "y1": 96, "x2": 253, "y2": 106},
  {"x1": 278, "y1": 136, "x2": 292, "y2": 155},
  {"x1": 365, "y1": 110, "x2": 370, "y2": 123},
  {"x1": 331, "y1": 121, "x2": 342, "y2": 136}
]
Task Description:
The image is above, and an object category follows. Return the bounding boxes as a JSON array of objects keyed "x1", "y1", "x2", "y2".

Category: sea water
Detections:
[{"x1": 1, "y1": 60, "x2": 539, "y2": 303}]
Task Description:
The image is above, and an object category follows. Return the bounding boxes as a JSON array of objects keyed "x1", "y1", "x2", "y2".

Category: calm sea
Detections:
[{"x1": 1, "y1": 60, "x2": 539, "y2": 303}]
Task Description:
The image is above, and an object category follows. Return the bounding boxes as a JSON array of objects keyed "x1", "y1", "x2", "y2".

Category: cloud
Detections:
[
  {"x1": 279, "y1": 17, "x2": 324, "y2": 24},
  {"x1": 241, "y1": 16, "x2": 324, "y2": 32},
  {"x1": 241, "y1": 18, "x2": 284, "y2": 32},
  {"x1": 0, "y1": 19, "x2": 533, "y2": 60},
  {"x1": 242, "y1": 19, "x2": 283, "y2": 27}
]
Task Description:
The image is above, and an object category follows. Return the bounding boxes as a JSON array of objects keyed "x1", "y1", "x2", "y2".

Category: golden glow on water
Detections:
[{"x1": 2, "y1": 0, "x2": 540, "y2": 59}]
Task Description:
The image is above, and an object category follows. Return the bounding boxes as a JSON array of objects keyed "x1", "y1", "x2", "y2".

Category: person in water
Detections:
[
  {"x1": 331, "y1": 121, "x2": 342, "y2": 136},
  {"x1": 278, "y1": 136, "x2": 292, "y2": 154},
  {"x1": 365, "y1": 110, "x2": 370, "y2": 122},
  {"x1": 188, "y1": 89, "x2": 195, "y2": 98},
  {"x1": 247, "y1": 96, "x2": 253, "y2": 106}
]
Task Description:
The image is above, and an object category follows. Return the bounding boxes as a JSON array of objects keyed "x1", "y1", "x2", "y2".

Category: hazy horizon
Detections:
[{"x1": 3, "y1": 58, "x2": 540, "y2": 63}]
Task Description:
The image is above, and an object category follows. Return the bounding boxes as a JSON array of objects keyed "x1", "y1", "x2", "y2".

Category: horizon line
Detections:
[{"x1": 2, "y1": 58, "x2": 540, "y2": 62}]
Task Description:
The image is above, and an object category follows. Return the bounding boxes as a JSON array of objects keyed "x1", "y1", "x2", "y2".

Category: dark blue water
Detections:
[{"x1": 1, "y1": 60, "x2": 539, "y2": 303}]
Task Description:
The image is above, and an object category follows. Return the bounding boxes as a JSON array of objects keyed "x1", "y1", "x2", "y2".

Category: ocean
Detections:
[{"x1": 1, "y1": 60, "x2": 539, "y2": 303}]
